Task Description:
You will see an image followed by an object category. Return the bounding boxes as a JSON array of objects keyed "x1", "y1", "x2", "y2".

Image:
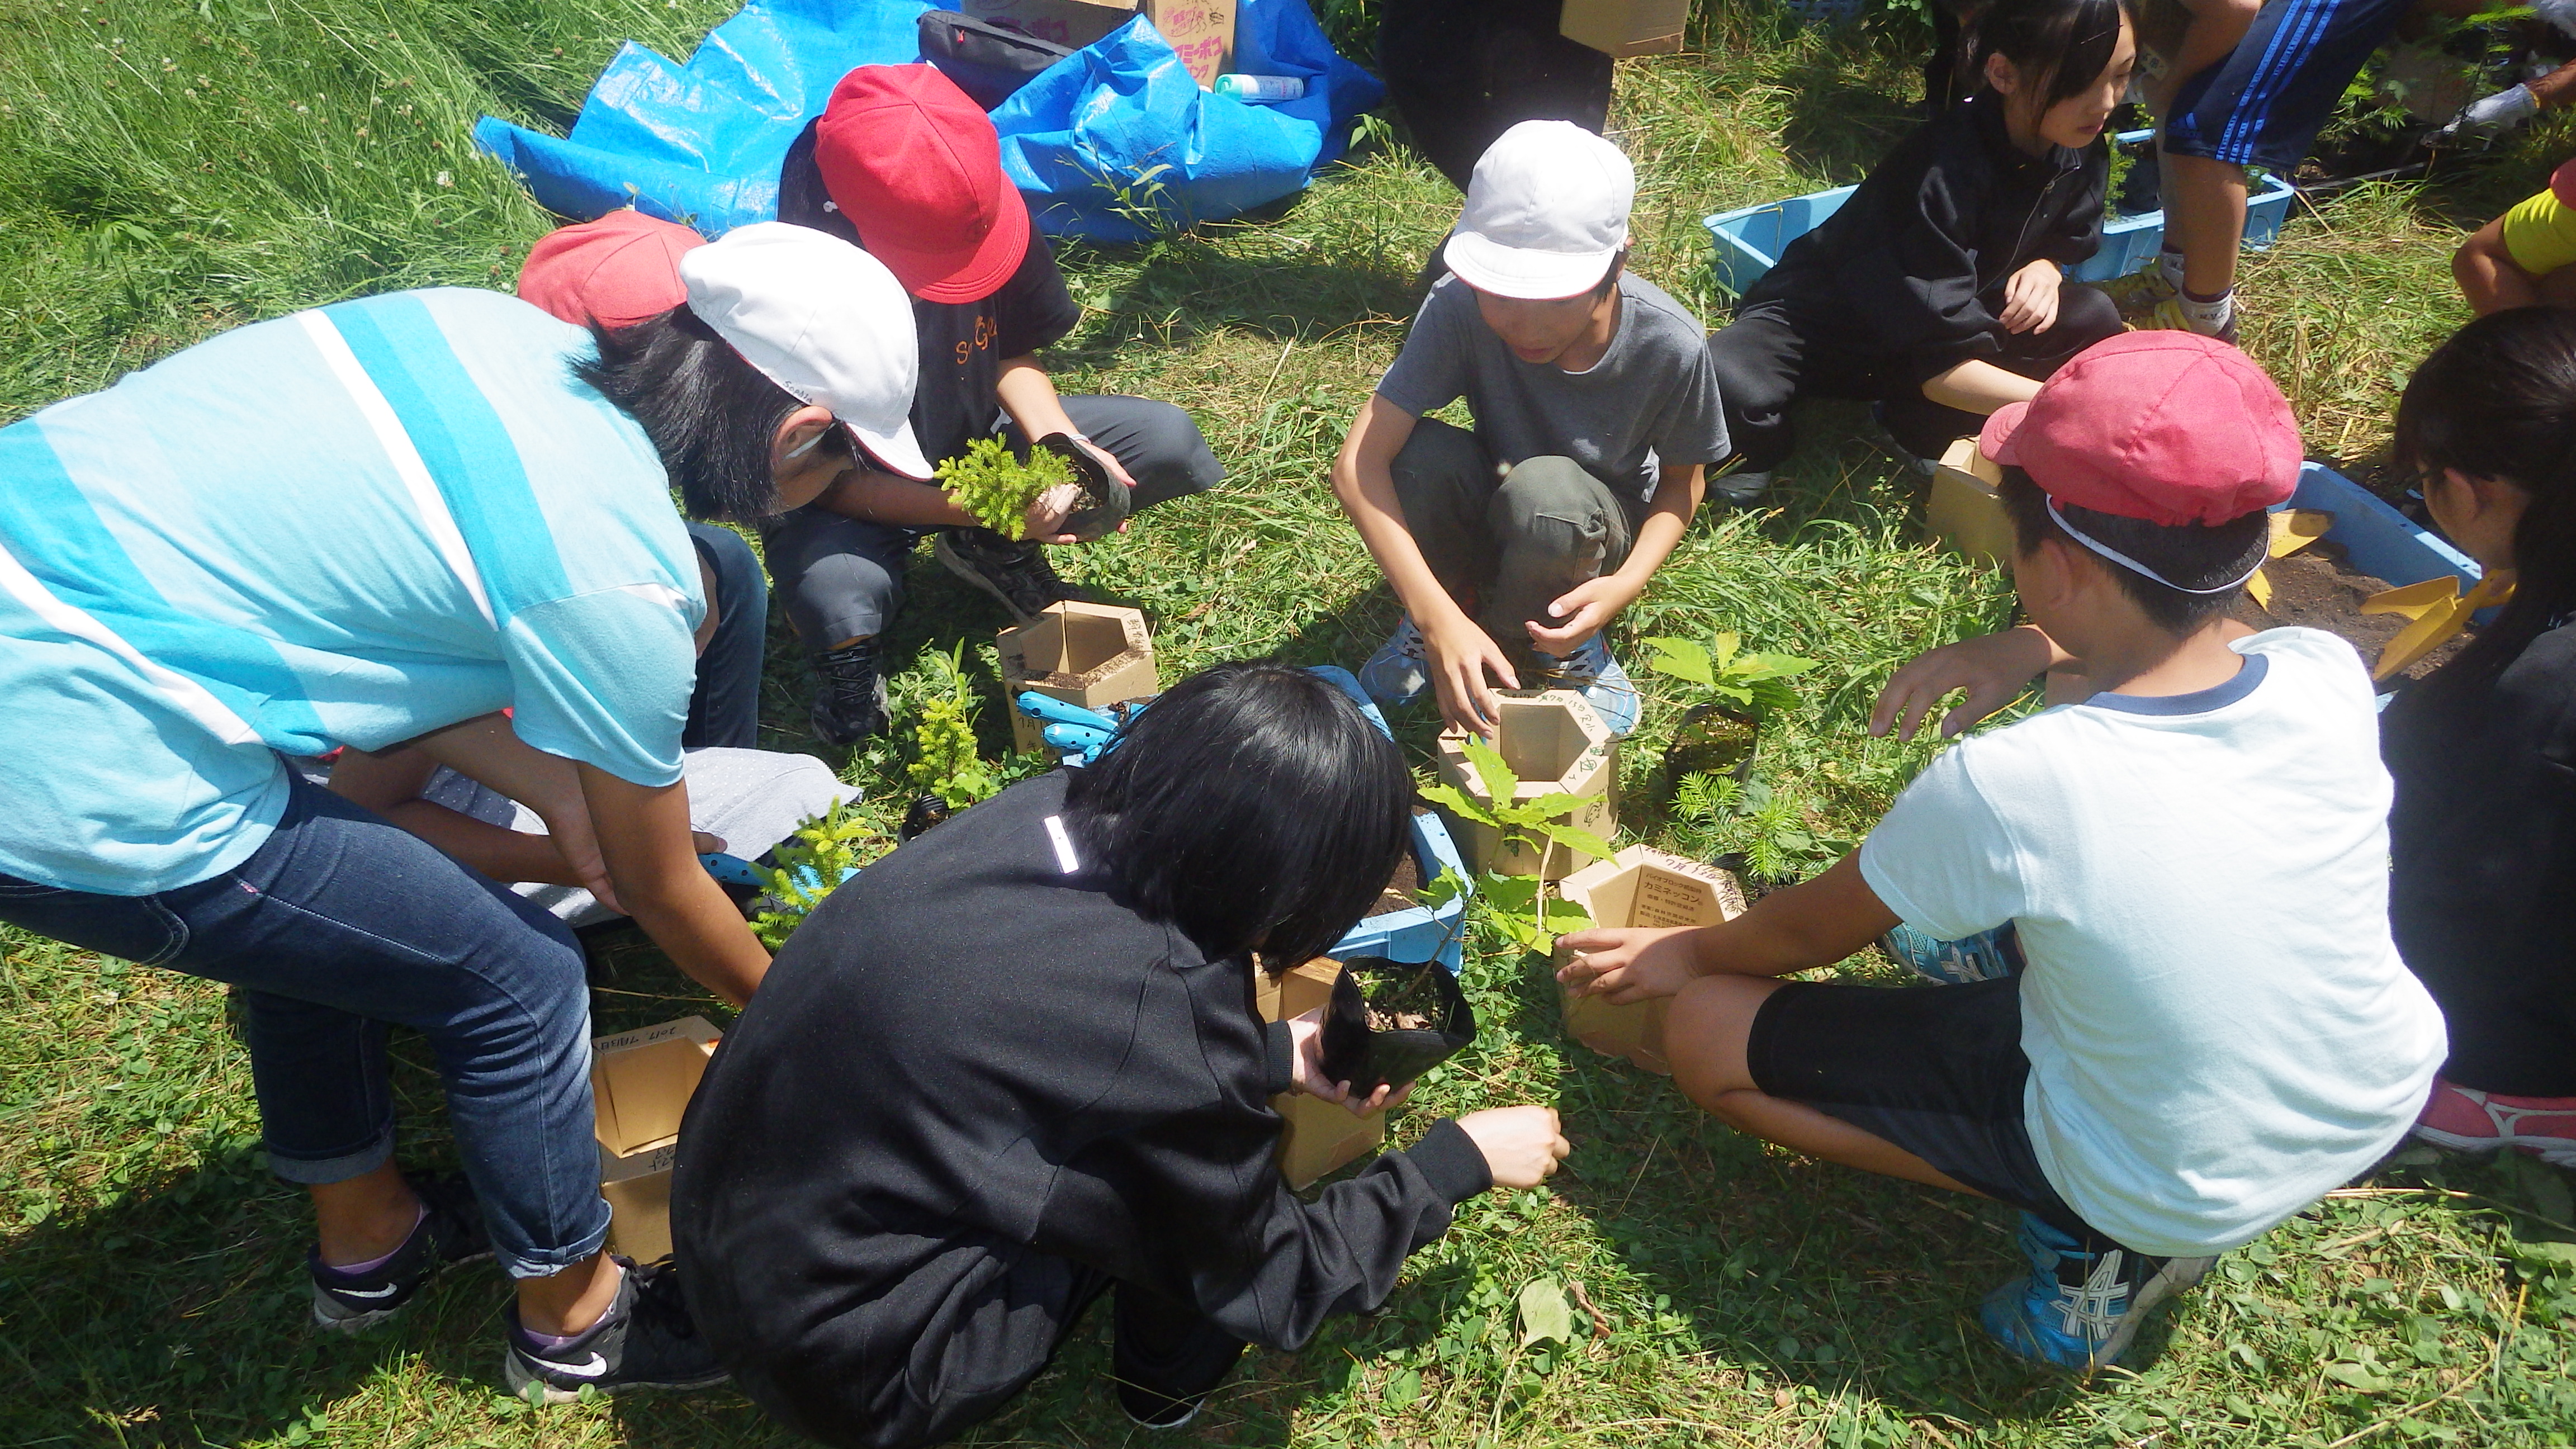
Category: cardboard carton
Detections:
[
  {"x1": 999, "y1": 602, "x2": 1158, "y2": 753},
  {"x1": 960, "y1": 0, "x2": 1135, "y2": 49},
  {"x1": 591, "y1": 1016, "x2": 720, "y2": 1263},
  {"x1": 1927, "y1": 437, "x2": 2014, "y2": 568},
  {"x1": 1143, "y1": 0, "x2": 1232, "y2": 88},
  {"x1": 1559, "y1": 0, "x2": 1689, "y2": 58},
  {"x1": 1256, "y1": 956, "x2": 1385, "y2": 1188},
  {"x1": 1435, "y1": 691, "x2": 1617, "y2": 880},
  {"x1": 1552, "y1": 847, "x2": 1746, "y2": 1073}
]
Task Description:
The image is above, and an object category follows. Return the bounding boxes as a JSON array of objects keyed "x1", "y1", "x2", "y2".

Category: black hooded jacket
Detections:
[
  {"x1": 670, "y1": 772, "x2": 1491, "y2": 1443},
  {"x1": 1744, "y1": 92, "x2": 2107, "y2": 385}
]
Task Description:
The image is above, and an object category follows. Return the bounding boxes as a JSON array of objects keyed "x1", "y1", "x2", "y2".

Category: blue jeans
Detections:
[
  {"x1": 0, "y1": 772, "x2": 610, "y2": 1278},
  {"x1": 686, "y1": 521, "x2": 768, "y2": 751}
]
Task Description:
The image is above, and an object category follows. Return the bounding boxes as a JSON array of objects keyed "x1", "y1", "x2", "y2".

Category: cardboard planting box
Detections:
[
  {"x1": 1143, "y1": 0, "x2": 1232, "y2": 88},
  {"x1": 1928, "y1": 437, "x2": 2014, "y2": 569},
  {"x1": 1255, "y1": 956, "x2": 1386, "y2": 1189},
  {"x1": 1552, "y1": 847, "x2": 1746, "y2": 1073},
  {"x1": 1435, "y1": 691, "x2": 1617, "y2": 880},
  {"x1": 591, "y1": 1016, "x2": 720, "y2": 1264},
  {"x1": 1560, "y1": 0, "x2": 1689, "y2": 57},
  {"x1": 960, "y1": 0, "x2": 1135, "y2": 49},
  {"x1": 999, "y1": 601, "x2": 1158, "y2": 753}
]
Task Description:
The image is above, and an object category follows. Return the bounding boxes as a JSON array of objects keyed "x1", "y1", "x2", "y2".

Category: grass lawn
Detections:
[{"x1": 6, "y1": 1, "x2": 2576, "y2": 1445}]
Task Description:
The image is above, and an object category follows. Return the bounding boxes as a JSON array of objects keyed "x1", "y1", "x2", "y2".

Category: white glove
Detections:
[
  {"x1": 2442, "y1": 84, "x2": 2540, "y2": 141},
  {"x1": 2535, "y1": 0, "x2": 2576, "y2": 41}
]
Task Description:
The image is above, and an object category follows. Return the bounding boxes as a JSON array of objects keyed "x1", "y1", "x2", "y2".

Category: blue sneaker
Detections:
[
  {"x1": 1358, "y1": 618, "x2": 1431, "y2": 709},
  {"x1": 1980, "y1": 1213, "x2": 2212, "y2": 1371},
  {"x1": 1878, "y1": 922, "x2": 2024, "y2": 984},
  {"x1": 1533, "y1": 634, "x2": 1640, "y2": 737}
]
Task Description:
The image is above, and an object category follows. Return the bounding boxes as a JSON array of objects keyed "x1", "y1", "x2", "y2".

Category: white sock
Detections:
[
  {"x1": 2157, "y1": 248, "x2": 2185, "y2": 290},
  {"x1": 2178, "y1": 288, "x2": 2234, "y2": 335}
]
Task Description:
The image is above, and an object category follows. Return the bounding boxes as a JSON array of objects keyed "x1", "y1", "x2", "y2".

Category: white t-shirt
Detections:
[{"x1": 1859, "y1": 629, "x2": 2446, "y2": 1257}]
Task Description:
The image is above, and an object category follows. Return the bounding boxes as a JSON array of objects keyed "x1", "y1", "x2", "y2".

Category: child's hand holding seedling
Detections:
[{"x1": 936, "y1": 436, "x2": 1085, "y2": 543}]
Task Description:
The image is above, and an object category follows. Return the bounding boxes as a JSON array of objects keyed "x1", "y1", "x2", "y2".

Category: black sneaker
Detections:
[
  {"x1": 935, "y1": 528, "x2": 1075, "y2": 626},
  {"x1": 504, "y1": 1257, "x2": 730, "y2": 1403},
  {"x1": 307, "y1": 1173, "x2": 492, "y2": 1333},
  {"x1": 808, "y1": 637, "x2": 889, "y2": 746}
]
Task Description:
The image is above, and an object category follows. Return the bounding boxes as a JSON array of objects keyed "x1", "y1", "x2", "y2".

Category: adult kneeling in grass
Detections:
[
  {"x1": 673, "y1": 661, "x2": 1568, "y2": 1447},
  {"x1": 1559, "y1": 334, "x2": 2445, "y2": 1370},
  {"x1": 0, "y1": 222, "x2": 919, "y2": 1398}
]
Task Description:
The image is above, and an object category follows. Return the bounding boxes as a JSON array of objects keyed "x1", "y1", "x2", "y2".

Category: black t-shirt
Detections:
[
  {"x1": 776, "y1": 119, "x2": 1083, "y2": 467},
  {"x1": 2381, "y1": 618, "x2": 2576, "y2": 1096}
]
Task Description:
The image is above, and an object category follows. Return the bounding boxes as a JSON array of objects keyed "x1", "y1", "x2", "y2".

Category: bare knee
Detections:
[{"x1": 1665, "y1": 974, "x2": 1779, "y2": 1110}]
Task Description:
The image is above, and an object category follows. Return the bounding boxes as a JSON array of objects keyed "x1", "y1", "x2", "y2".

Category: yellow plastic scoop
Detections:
[
  {"x1": 2361, "y1": 570, "x2": 2516, "y2": 679},
  {"x1": 2246, "y1": 509, "x2": 2334, "y2": 611}
]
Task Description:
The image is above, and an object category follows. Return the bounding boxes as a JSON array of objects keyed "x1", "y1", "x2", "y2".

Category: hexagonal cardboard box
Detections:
[
  {"x1": 1551, "y1": 848, "x2": 1746, "y2": 1073},
  {"x1": 998, "y1": 602, "x2": 1158, "y2": 753},
  {"x1": 1435, "y1": 690, "x2": 1617, "y2": 880}
]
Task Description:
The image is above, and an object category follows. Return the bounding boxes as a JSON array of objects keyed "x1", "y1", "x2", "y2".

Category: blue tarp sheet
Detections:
[{"x1": 472, "y1": 0, "x2": 1381, "y2": 243}]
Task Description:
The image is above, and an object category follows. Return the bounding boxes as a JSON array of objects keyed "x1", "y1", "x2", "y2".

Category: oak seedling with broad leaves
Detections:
[
  {"x1": 1639, "y1": 631, "x2": 1818, "y2": 716},
  {"x1": 1418, "y1": 736, "x2": 1611, "y2": 952}
]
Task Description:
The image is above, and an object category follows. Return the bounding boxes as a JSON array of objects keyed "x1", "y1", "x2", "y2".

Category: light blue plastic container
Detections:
[
  {"x1": 1704, "y1": 131, "x2": 2300, "y2": 295},
  {"x1": 2278, "y1": 462, "x2": 2481, "y2": 595},
  {"x1": 1309, "y1": 666, "x2": 1470, "y2": 973}
]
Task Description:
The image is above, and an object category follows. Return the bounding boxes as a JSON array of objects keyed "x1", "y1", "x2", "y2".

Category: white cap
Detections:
[
  {"x1": 1443, "y1": 121, "x2": 1634, "y2": 301},
  {"x1": 680, "y1": 221, "x2": 932, "y2": 480}
]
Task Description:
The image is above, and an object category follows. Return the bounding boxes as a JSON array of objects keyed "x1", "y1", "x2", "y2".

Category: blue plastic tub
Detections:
[
  {"x1": 1706, "y1": 131, "x2": 2302, "y2": 294},
  {"x1": 1310, "y1": 666, "x2": 1470, "y2": 972},
  {"x1": 2278, "y1": 463, "x2": 2482, "y2": 594}
]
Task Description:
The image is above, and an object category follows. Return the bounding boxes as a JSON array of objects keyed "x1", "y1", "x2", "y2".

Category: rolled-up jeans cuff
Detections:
[
  {"x1": 498, "y1": 1200, "x2": 614, "y2": 1281},
  {"x1": 265, "y1": 1130, "x2": 396, "y2": 1187}
]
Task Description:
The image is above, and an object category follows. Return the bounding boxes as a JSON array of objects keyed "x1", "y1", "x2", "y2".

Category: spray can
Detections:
[{"x1": 1212, "y1": 73, "x2": 1306, "y2": 103}]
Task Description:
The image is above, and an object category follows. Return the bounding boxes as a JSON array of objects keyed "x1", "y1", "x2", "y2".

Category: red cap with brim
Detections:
[
  {"x1": 517, "y1": 211, "x2": 705, "y2": 329},
  {"x1": 1980, "y1": 332, "x2": 2302, "y2": 526},
  {"x1": 815, "y1": 64, "x2": 1030, "y2": 305}
]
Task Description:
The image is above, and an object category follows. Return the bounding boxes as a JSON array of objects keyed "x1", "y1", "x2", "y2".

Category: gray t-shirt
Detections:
[{"x1": 1375, "y1": 272, "x2": 1730, "y2": 503}]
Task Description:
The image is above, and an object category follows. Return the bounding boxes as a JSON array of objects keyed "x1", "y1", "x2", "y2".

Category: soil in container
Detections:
[
  {"x1": 1371, "y1": 852, "x2": 1420, "y2": 918},
  {"x1": 1358, "y1": 962, "x2": 1449, "y2": 1033},
  {"x1": 1365, "y1": 808, "x2": 1436, "y2": 917},
  {"x1": 2233, "y1": 542, "x2": 2471, "y2": 682}
]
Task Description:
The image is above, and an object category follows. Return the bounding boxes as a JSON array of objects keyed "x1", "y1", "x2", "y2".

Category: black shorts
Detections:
[
  {"x1": 1746, "y1": 976, "x2": 2101, "y2": 1243},
  {"x1": 2162, "y1": 0, "x2": 2410, "y2": 170}
]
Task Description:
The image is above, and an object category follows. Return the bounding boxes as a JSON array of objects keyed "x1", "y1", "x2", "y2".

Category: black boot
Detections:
[
  {"x1": 809, "y1": 637, "x2": 889, "y2": 746},
  {"x1": 1110, "y1": 1285, "x2": 1247, "y2": 1429}
]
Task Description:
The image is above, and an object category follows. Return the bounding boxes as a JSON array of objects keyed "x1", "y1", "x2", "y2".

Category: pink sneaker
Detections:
[{"x1": 2414, "y1": 1079, "x2": 2576, "y2": 1167}]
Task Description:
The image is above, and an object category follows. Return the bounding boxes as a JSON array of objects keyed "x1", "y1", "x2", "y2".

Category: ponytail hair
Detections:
[
  {"x1": 1961, "y1": 0, "x2": 2133, "y2": 113},
  {"x1": 2393, "y1": 307, "x2": 2576, "y2": 696}
]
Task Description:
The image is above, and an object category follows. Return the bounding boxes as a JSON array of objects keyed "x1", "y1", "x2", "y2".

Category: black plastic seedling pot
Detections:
[
  {"x1": 1663, "y1": 700, "x2": 1760, "y2": 790},
  {"x1": 1317, "y1": 955, "x2": 1476, "y2": 1096},
  {"x1": 1035, "y1": 432, "x2": 1130, "y2": 542}
]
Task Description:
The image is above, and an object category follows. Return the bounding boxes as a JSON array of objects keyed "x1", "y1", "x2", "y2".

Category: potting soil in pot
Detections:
[
  {"x1": 1371, "y1": 851, "x2": 1420, "y2": 918},
  {"x1": 2234, "y1": 543, "x2": 2472, "y2": 682},
  {"x1": 1359, "y1": 962, "x2": 1448, "y2": 1033}
]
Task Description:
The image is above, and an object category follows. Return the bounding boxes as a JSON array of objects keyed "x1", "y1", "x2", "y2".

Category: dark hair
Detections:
[
  {"x1": 1593, "y1": 247, "x2": 1630, "y2": 301},
  {"x1": 1998, "y1": 466, "x2": 2269, "y2": 633},
  {"x1": 572, "y1": 309, "x2": 835, "y2": 523},
  {"x1": 1964, "y1": 0, "x2": 2132, "y2": 113},
  {"x1": 1062, "y1": 660, "x2": 1412, "y2": 972},
  {"x1": 2395, "y1": 307, "x2": 2576, "y2": 694}
]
